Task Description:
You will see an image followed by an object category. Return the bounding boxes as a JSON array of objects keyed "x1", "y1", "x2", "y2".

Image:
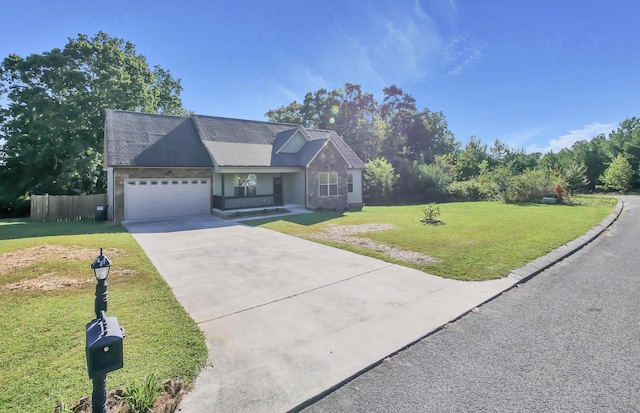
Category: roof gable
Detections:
[
  {"x1": 275, "y1": 129, "x2": 308, "y2": 154},
  {"x1": 305, "y1": 129, "x2": 367, "y2": 169}
]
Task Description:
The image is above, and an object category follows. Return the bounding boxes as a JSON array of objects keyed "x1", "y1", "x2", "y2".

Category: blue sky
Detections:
[{"x1": 2, "y1": 0, "x2": 639, "y2": 154}]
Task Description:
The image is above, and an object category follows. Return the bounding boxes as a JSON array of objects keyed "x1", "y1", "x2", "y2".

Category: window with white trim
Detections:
[
  {"x1": 347, "y1": 173, "x2": 354, "y2": 193},
  {"x1": 234, "y1": 174, "x2": 257, "y2": 196},
  {"x1": 319, "y1": 172, "x2": 338, "y2": 196}
]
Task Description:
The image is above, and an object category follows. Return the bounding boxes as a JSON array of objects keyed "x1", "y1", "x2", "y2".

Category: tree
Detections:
[
  {"x1": 363, "y1": 157, "x2": 398, "y2": 204},
  {"x1": 300, "y1": 88, "x2": 342, "y2": 129},
  {"x1": 563, "y1": 162, "x2": 590, "y2": 193},
  {"x1": 265, "y1": 83, "x2": 382, "y2": 162},
  {"x1": 0, "y1": 32, "x2": 186, "y2": 215},
  {"x1": 379, "y1": 85, "x2": 417, "y2": 159},
  {"x1": 457, "y1": 136, "x2": 489, "y2": 179},
  {"x1": 598, "y1": 154, "x2": 634, "y2": 192},
  {"x1": 570, "y1": 136, "x2": 608, "y2": 191},
  {"x1": 408, "y1": 109, "x2": 459, "y2": 162},
  {"x1": 334, "y1": 84, "x2": 379, "y2": 161},
  {"x1": 265, "y1": 101, "x2": 305, "y2": 124},
  {"x1": 603, "y1": 117, "x2": 640, "y2": 187}
]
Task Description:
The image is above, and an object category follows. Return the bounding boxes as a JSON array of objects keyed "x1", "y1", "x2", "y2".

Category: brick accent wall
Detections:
[
  {"x1": 307, "y1": 142, "x2": 349, "y2": 210},
  {"x1": 112, "y1": 167, "x2": 212, "y2": 222}
]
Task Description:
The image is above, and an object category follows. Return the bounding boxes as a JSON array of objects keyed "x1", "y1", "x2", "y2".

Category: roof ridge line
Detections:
[{"x1": 190, "y1": 113, "x2": 304, "y2": 128}]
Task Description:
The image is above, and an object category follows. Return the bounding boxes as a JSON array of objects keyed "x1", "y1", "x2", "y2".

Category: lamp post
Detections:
[
  {"x1": 86, "y1": 248, "x2": 123, "y2": 413},
  {"x1": 92, "y1": 248, "x2": 111, "y2": 319}
]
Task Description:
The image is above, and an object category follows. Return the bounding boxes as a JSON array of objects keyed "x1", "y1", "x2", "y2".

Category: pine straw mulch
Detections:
[
  {"x1": 310, "y1": 223, "x2": 439, "y2": 266},
  {"x1": 0, "y1": 245, "x2": 135, "y2": 292}
]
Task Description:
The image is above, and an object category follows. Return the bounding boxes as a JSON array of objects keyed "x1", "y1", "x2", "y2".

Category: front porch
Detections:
[
  {"x1": 211, "y1": 203, "x2": 309, "y2": 220},
  {"x1": 212, "y1": 194, "x2": 280, "y2": 210}
]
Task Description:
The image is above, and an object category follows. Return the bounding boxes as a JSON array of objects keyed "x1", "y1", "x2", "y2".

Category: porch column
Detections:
[{"x1": 221, "y1": 173, "x2": 225, "y2": 210}]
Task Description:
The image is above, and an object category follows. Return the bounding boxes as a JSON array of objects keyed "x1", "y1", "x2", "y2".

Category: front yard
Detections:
[
  {"x1": 0, "y1": 197, "x2": 617, "y2": 411},
  {"x1": 0, "y1": 219, "x2": 207, "y2": 412},
  {"x1": 245, "y1": 198, "x2": 618, "y2": 281}
]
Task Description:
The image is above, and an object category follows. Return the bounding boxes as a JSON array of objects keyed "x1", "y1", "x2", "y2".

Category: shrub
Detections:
[
  {"x1": 447, "y1": 179, "x2": 490, "y2": 201},
  {"x1": 554, "y1": 184, "x2": 565, "y2": 203},
  {"x1": 422, "y1": 203, "x2": 441, "y2": 222},
  {"x1": 416, "y1": 163, "x2": 453, "y2": 201},
  {"x1": 508, "y1": 169, "x2": 553, "y2": 203},
  {"x1": 364, "y1": 157, "x2": 398, "y2": 204},
  {"x1": 489, "y1": 168, "x2": 555, "y2": 203},
  {"x1": 0, "y1": 195, "x2": 30, "y2": 218}
]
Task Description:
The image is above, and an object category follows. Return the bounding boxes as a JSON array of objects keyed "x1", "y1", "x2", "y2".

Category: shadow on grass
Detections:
[
  {"x1": 242, "y1": 211, "x2": 344, "y2": 226},
  {"x1": 0, "y1": 218, "x2": 127, "y2": 241}
]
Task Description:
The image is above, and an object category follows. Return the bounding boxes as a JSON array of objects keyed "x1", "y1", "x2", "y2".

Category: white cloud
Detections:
[
  {"x1": 271, "y1": 0, "x2": 479, "y2": 101},
  {"x1": 526, "y1": 122, "x2": 616, "y2": 153},
  {"x1": 445, "y1": 37, "x2": 484, "y2": 76},
  {"x1": 366, "y1": 7, "x2": 442, "y2": 81}
]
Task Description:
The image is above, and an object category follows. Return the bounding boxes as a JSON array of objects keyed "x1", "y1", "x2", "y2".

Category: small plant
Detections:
[
  {"x1": 554, "y1": 184, "x2": 565, "y2": 203},
  {"x1": 53, "y1": 399, "x2": 73, "y2": 413},
  {"x1": 421, "y1": 203, "x2": 441, "y2": 224},
  {"x1": 125, "y1": 372, "x2": 165, "y2": 413}
]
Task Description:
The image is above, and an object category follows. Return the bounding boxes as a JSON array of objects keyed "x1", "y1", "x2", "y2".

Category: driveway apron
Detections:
[{"x1": 124, "y1": 215, "x2": 518, "y2": 412}]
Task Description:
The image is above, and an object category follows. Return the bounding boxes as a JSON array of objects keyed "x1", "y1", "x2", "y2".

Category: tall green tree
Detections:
[
  {"x1": 408, "y1": 109, "x2": 459, "y2": 162},
  {"x1": 379, "y1": 85, "x2": 417, "y2": 159},
  {"x1": 571, "y1": 136, "x2": 608, "y2": 191},
  {"x1": 457, "y1": 136, "x2": 489, "y2": 179},
  {"x1": 0, "y1": 32, "x2": 186, "y2": 214},
  {"x1": 264, "y1": 101, "x2": 305, "y2": 125},
  {"x1": 598, "y1": 154, "x2": 634, "y2": 192},
  {"x1": 603, "y1": 117, "x2": 640, "y2": 186}
]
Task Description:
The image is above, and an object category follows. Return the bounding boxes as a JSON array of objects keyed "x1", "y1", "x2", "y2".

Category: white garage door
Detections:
[{"x1": 124, "y1": 179, "x2": 210, "y2": 221}]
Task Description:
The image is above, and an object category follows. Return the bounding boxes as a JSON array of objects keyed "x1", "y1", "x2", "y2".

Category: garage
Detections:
[{"x1": 124, "y1": 179, "x2": 210, "y2": 221}]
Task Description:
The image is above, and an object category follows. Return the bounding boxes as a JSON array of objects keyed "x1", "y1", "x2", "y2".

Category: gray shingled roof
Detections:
[
  {"x1": 306, "y1": 129, "x2": 367, "y2": 169},
  {"x1": 104, "y1": 110, "x2": 366, "y2": 169},
  {"x1": 104, "y1": 110, "x2": 213, "y2": 167}
]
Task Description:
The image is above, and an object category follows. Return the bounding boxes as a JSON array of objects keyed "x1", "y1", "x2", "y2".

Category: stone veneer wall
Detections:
[
  {"x1": 112, "y1": 167, "x2": 213, "y2": 222},
  {"x1": 307, "y1": 142, "x2": 349, "y2": 210}
]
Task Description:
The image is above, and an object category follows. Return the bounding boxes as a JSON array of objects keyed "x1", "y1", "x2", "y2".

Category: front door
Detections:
[{"x1": 273, "y1": 177, "x2": 283, "y2": 206}]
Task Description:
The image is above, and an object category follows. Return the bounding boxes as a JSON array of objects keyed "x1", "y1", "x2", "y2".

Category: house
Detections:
[{"x1": 103, "y1": 109, "x2": 366, "y2": 222}]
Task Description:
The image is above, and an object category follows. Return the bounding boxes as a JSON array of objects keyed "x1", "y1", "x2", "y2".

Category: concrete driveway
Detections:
[{"x1": 123, "y1": 215, "x2": 541, "y2": 412}]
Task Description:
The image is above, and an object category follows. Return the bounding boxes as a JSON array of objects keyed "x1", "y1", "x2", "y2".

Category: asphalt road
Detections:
[{"x1": 301, "y1": 196, "x2": 640, "y2": 413}]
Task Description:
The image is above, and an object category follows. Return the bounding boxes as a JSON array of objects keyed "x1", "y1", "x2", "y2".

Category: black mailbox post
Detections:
[{"x1": 85, "y1": 249, "x2": 124, "y2": 413}]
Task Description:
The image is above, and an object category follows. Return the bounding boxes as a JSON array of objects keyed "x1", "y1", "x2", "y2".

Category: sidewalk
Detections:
[{"x1": 127, "y1": 200, "x2": 622, "y2": 413}]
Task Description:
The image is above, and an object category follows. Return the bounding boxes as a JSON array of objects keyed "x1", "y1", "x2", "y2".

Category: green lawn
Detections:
[
  {"x1": 245, "y1": 198, "x2": 617, "y2": 281},
  {"x1": 0, "y1": 219, "x2": 207, "y2": 412}
]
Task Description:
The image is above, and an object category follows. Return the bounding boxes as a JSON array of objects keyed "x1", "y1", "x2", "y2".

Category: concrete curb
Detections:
[
  {"x1": 289, "y1": 198, "x2": 624, "y2": 412},
  {"x1": 506, "y1": 198, "x2": 623, "y2": 283}
]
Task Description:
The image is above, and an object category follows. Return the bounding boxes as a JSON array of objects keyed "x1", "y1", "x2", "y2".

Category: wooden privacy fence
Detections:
[{"x1": 31, "y1": 193, "x2": 108, "y2": 222}]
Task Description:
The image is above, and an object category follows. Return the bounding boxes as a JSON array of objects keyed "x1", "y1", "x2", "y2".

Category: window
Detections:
[
  {"x1": 319, "y1": 172, "x2": 338, "y2": 196},
  {"x1": 347, "y1": 173, "x2": 354, "y2": 193},
  {"x1": 234, "y1": 174, "x2": 257, "y2": 197}
]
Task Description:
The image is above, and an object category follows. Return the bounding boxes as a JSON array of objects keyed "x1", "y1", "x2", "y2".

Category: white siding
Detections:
[{"x1": 347, "y1": 169, "x2": 363, "y2": 204}]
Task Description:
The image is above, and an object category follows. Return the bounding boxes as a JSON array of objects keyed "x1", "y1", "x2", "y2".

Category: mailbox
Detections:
[{"x1": 86, "y1": 315, "x2": 124, "y2": 378}]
